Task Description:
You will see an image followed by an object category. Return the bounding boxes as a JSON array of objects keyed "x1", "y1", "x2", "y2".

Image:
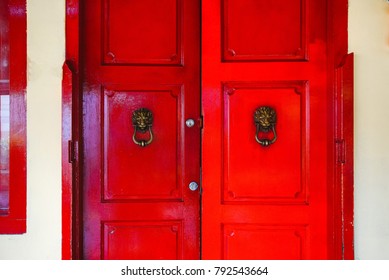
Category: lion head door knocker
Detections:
[
  {"x1": 132, "y1": 108, "x2": 153, "y2": 147},
  {"x1": 254, "y1": 106, "x2": 277, "y2": 147}
]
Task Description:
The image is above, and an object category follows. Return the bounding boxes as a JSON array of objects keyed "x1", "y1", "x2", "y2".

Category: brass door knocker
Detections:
[
  {"x1": 132, "y1": 108, "x2": 153, "y2": 147},
  {"x1": 254, "y1": 106, "x2": 277, "y2": 147}
]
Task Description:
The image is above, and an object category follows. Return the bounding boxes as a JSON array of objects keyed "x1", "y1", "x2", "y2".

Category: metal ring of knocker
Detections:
[
  {"x1": 132, "y1": 108, "x2": 154, "y2": 147},
  {"x1": 254, "y1": 106, "x2": 277, "y2": 147}
]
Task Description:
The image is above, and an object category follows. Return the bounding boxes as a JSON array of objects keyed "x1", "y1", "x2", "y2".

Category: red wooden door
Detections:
[
  {"x1": 79, "y1": 0, "x2": 350, "y2": 260},
  {"x1": 202, "y1": 0, "x2": 333, "y2": 259},
  {"x1": 81, "y1": 0, "x2": 201, "y2": 259}
]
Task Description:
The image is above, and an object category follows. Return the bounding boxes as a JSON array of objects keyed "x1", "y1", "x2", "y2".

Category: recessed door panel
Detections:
[
  {"x1": 223, "y1": 224, "x2": 307, "y2": 259},
  {"x1": 102, "y1": 0, "x2": 182, "y2": 65},
  {"x1": 223, "y1": 81, "x2": 308, "y2": 204},
  {"x1": 102, "y1": 85, "x2": 183, "y2": 202},
  {"x1": 103, "y1": 221, "x2": 183, "y2": 260},
  {"x1": 222, "y1": 0, "x2": 306, "y2": 61}
]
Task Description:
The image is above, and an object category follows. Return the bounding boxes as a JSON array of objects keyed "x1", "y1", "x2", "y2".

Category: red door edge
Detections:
[
  {"x1": 62, "y1": 59, "x2": 82, "y2": 259},
  {"x1": 328, "y1": 0, "x2": 354, "y2": 259},
  {"x1": 62, "y1": 61, "x2": 73, "y2": 260},
  {"x1": 335, "y1": 53, "x2": 354, "y2": 260}
]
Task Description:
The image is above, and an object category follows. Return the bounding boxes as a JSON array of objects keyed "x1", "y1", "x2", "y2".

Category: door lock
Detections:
[
  {"x1": 185, "y1": 118, "x2": 195, "y2": 128},
  {"x1": 188, "y1": 181, "x2": 199, "y2": 191}
]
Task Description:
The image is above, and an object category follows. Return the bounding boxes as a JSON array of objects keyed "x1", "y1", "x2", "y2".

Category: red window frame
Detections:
[{"x1": 0, "y1": 0, "x2": 27, "y2": 234}]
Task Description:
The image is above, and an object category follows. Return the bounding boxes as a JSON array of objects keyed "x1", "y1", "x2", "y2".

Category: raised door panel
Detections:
[
  {"x1": 103, "y1": 221, "x2": 183, "y2": 260},
  {"x1": 222, "y1": 0, "x2": 306, "y2": 61},
  {"x1": 102, "y1": 0, "x2": 182, "y2": 65},
  {"x1": 223, "y1": 81, "x2": 309, "y2": 204},
  {"x1": 223, "y1": 224, "x2": 307, "y2": 259},
  {"x1": 102, "y1": 85, "x2": 184, "y2": 202}
]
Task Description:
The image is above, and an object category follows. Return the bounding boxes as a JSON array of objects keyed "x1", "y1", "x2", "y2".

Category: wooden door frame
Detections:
[
  {"x1": 62, "y1": 0, "x2": 82, "y2": 259},
  {"x1": 62, "y1": 0, "x2": 353, "y2": 260}
]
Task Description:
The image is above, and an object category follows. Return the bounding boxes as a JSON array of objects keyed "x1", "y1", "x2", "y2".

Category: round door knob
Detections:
[
  {"x1": 185, "y1": 119, "x2": 195, "y2": 128},
  {"x1": 188, "y1": 181, "x2": 199, "y2": 191}
]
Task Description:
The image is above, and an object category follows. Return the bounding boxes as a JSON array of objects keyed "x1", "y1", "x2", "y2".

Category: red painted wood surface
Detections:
[
  {"x1": 335, "y1": 53, "x2": 354, "y2": 260},
  {"x1": 63, "y1": 0, "x2": 82, "y2": 259},
  {"x1": 81, "y1": 0, "x2": 200, "y2": 259},
  {"x1": 0, "y1": 0, "x2": 26, "y2": 234},
  {"x1": 62, "y1": 61, "x2": 73, "y2": 259},
  {"x1": 327, "y1": 0, "x2": 354, "y2": 260},
  {"x1": 202, "y1": 0, "x2": 344, "y2": 259},
  {"x1": 64, "y1": 0, "x2": 353, "y2": 259},
  {"x1": 0, "y1": 0, "x2": 10, "y2": 214}
]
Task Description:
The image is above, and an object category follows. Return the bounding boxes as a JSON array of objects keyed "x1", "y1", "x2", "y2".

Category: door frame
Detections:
[{"x1": 62, "y1": 0, "x2": 354, "y2": 260}]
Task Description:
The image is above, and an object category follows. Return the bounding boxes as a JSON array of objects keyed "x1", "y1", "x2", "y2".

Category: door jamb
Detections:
[
  {"x1": 62, "y1": 0, "x2": 82, "y2": 260},
  {"x1": 62, "y1": 0, "x2": 354, "y2": 259}
]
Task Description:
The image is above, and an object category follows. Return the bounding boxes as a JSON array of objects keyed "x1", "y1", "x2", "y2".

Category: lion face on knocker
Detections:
[
  {"x1": 132, "y1": 108, "x2": 153, "y2": 133},
  {"x1": 254, "y1": 106, "x2": 276, "y2": 132}
]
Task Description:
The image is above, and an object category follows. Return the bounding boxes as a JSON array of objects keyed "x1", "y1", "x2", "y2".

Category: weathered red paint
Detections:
[
  {"x1": 0, "y1": 0, "x2": 27, "y2": 234},
  {"x1": 63, "y1": 0, "x2": 353, "y2": 259}
]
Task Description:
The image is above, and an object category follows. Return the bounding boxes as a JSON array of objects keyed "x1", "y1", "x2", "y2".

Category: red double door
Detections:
[{"x1": 82, "y1": 0, "x2": 343, "y2": 259}]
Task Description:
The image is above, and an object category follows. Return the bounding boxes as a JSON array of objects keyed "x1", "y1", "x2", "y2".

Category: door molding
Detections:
[
  {"x1": 62, "y1": 0, "x2": 353, "y2": 259},
  {"x1": 62, "y1": 0, "x2": 82, "y2": 259},
  {"x1": 328, "y1": 0, "x2": 354, "y2": 259}
]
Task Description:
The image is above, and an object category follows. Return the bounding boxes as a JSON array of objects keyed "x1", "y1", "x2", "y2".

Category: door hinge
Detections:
[
  {"x1": 336, "y1": 139, "x2": 346, "y2": 164},
  {"x1": 198, "y1": 116, "x2": 204, "y2": 129},
  {"x1": 68, "y1": 140, "x2": 77, "y2": 164}
]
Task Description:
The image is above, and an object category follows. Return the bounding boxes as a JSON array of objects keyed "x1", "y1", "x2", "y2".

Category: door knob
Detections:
[
  {"x1": 132, "y1": 108, "x2": 153, "y2": 147},
  {"x1": 254, "y1": 106, "x2": 277, "y2": 147},
  {"x1": 188, "y1": 181, "x2": 199, "y2": 191}
]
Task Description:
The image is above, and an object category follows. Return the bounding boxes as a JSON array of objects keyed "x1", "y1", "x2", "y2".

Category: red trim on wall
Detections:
[{"x1": 0, "y1": 0, "x2": 27, "y2": 234}]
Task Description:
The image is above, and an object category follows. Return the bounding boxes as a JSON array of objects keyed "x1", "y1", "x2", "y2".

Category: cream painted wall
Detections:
[
  {"x1": 349, "y1": 0, "x2": 389, "y2": 259},
  {"x1": 0, "y1": 0, "x2": 389, "y2": 259},
  {"x1": 0, "y1": 0, "x2": 64, "y2": 259}
]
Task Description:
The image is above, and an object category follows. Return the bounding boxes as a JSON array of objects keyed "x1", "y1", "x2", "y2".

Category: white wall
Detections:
[
  {"x1": 0, "y1": 0, "x2": 64, "y2": 259},
  {"x1": 350, "y1": 0, "x2": 389, "y2": 259},
  {"x1": 0, "y1": 0, "x2": 388, "y2": 259}
]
